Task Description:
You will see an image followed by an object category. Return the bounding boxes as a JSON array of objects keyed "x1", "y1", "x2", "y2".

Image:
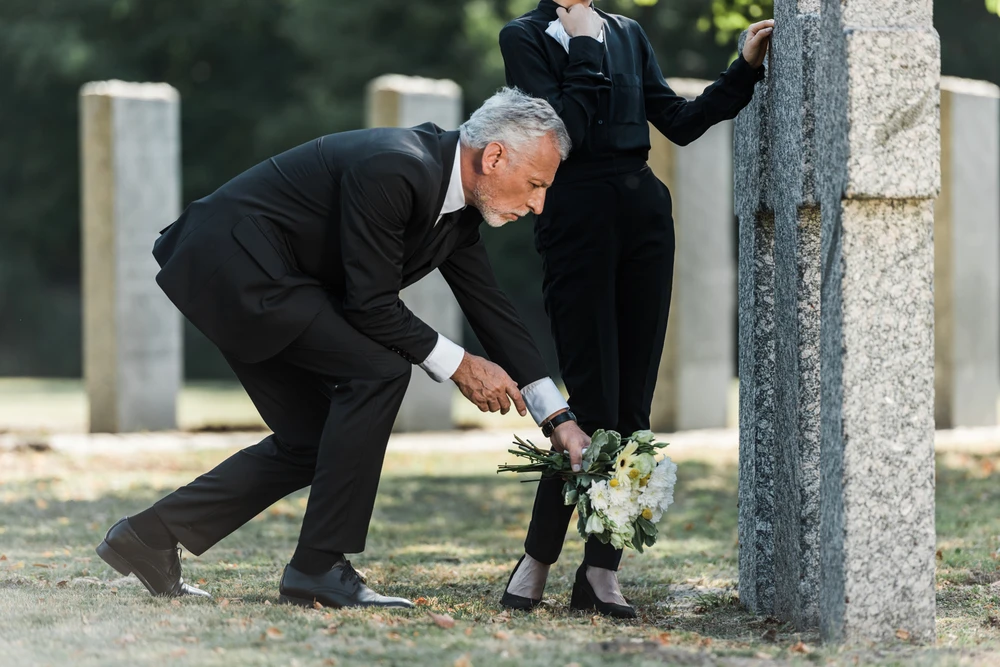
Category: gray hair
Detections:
[{"x1": 459, "y1": 87, "x2": 571, "y2": 161}]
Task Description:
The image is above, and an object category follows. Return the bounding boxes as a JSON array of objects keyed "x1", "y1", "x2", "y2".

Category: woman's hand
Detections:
[
  {"x1": 556, "y1": 4, "x2": 604, "y2": 40},
  {"x1": 742, "y1": 19, "x2": 775, "y2": 69}
]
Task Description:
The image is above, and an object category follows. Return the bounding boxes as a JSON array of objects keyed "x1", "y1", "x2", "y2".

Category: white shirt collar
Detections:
[
  {"x1": 545, "y1": 18, "x2": 605, "y2": 54},
  {"x1": 435, "y1": 141, "x2": 466, "y2": 225}
]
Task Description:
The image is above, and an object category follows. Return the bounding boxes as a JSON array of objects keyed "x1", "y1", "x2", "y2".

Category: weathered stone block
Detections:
[
  {"x1": 649, "y1": 79, "x2": 735, "y2": 432},
  {"x1": 934, "y1": 77, "x2": 1000, "y2": 428},
  {"x1": 81, "y1": 81, "x2": 182, "y2": 433},
  {"x1": 365, "y1": 75, "x2": 463, "y2": 432},
  {"x1": 841, "y1": 0, "x2": 932, "y2": 29}
]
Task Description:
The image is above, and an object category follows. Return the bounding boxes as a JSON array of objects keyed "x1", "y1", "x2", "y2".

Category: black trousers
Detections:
[
  {"x1": 153, "y1": 300, "x2": 412, "y2": 557},
  {"x1": 524, "y1": 163, "x2": 675, "y2": 570}
]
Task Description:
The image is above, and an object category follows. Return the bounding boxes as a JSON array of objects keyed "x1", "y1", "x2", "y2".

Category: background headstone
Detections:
[
  {"x1": 366, "y1": 75, "x2": 463, "y2": 432},
  {"x1": 817, "y1": 0, "x2": 939, "y2": 642},
  {"x1": 80, "y1": 81, "x2": 182, "y2": 433},
  {"x1": 649, "y1": 78, "x2": 735, "y2": 433},
  {"x1": 934, "y1": 77, "x2": 1000, "y2": 428}
]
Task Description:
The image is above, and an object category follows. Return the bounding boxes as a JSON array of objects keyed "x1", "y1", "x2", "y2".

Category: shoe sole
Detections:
[
  {"x1": 96, "y1": 539, "x2": 161, "y2": 597},
  {"x1": 279, "y1": 593, "x2": 336, "y2": 608}
]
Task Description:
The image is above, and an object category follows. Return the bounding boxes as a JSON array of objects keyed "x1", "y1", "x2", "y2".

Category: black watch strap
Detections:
[{"x1": 541, "y1": 410, "x2": 576, "y2": 437}]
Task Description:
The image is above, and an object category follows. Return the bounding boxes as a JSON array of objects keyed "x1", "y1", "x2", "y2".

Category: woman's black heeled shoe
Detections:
[
  {"x1": 569, "y1": 564, "x2": 637, "y2": 619},
  {"x1": 499, "y1": 555, "x2": 543, "y2": 611}
]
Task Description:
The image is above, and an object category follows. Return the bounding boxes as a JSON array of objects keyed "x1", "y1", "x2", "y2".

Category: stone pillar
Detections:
[
  {"x1": 81, "y1": 81, "x2": 182, "y2": 433},
  {"x1": 934, "y1": 77, "x2": 1000, "y2": 428},
  {"x1": 366, "y1": 75, "x2": 463, "y2": 432},
  {"x1": 649, "y1": 79, "x2": 736, "y2": 432},
  {"x1": 817, "y1": 0, "x2": 939, "y2": 643},
  {"x1": 735, "y1": 52, "x2": 777, "y2": 616}
]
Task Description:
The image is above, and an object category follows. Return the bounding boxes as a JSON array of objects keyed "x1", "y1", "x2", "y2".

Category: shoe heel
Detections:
[
  {"x1": 570, "y1": 582, "x2": 594, "y2": 611},
  {"x1": 96, "y1": 540, "x2": 132, "y2": 576},
  {"x1": 279, "y1": 593, "x2": 315, "y2": 608}
]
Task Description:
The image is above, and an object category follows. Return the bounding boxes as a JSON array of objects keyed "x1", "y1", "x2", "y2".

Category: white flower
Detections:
[
  {"x1": 585, "y1": 512, "x2": 606, "y2": 535},
  {"x1": 588, "y1": 480, "x2": 611, "y2": 512}
]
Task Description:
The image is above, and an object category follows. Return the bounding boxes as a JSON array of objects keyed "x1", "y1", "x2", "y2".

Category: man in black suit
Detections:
[{"x1": 95, "y1": 88, "x2": 591, "y2": 608}]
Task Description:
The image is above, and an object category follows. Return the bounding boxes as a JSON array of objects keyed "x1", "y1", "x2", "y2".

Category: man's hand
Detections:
[
  {"x1": 548, "y1": 415, "x2": 590, "y2": 472},
  {"x1": 451, "y1": 352, "x2": 527, "y2": 416},
  {"x1": 556, "y1": 4, "x2": 604, "y2": 40},
  {"x1": 742, "y1": 19, "x2": 775, "y2": 69}
]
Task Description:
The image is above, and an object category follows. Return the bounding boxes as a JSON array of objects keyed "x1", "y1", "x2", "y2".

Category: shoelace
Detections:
[{"x1": 339, "y1": 560, "x2": 366, "y2": 585}]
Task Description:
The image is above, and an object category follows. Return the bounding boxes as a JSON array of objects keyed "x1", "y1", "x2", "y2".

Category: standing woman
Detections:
[{"x1": 498, "y1": 1, "x2": 773, "y2": 617}]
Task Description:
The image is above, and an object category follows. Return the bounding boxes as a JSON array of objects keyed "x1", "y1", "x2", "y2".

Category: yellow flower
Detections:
[
  {"x1": 610, "y1": 478, "x2": 619, "y2": 488},
  {"x1": 642, "y1": 508, "x2": 653, "y2": 520},
  {"x1": 639, "y1": 475, "x2": 650, "y2": 487},
  {"x1": 629, "y1": 469, "x2": 640, "y2": 479}
]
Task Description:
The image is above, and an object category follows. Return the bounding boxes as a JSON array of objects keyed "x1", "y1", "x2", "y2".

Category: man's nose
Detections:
[{"x1": 528, "y1": 190, "x2": 546, "y2": 215}]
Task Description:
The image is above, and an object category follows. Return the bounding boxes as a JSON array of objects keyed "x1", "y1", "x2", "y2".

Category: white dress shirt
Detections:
[
  {"x1": 418, "y1": 142, "x2": 569, "y2": 425},
  {"x1": 544, "y1": 18, "x2": 605, "y2": 54}
]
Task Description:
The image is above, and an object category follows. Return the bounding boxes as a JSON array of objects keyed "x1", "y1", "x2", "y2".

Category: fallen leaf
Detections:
[
  {"x1": 32, "y1": 563, "x2": 51, "y2": 569},
  {"x1": 936, "y1": 549, "x2": 943, "y2": 560},
  {"x1": 493, "y1": 631, "x2": 510, "y2": 640},
  {"x1": 325, "y1": 623, "x2": 339, "y2": 636},
  {"x1": 42, "y1": 551, "x2": 54, "y2": 558},
  {"x1": 313, "y1": 600, "x2": 324, "y2": 610},
  {"x1": 171, "y1": 599, "x2": 181, "y2": 607},
  {"x1": 323, "y1": 660, "x2": 338, "y2": 666},
  {"x1": 170, "y1": 649, "x2": 187, "y2": 658},
  {"x1": 699, "y1": 637, "x2": 712, "y2": 648},
  {"x1": 464, "y1": 626, "x2": 473, "y2": 636},
  {"x1": 219, "y1": 598, "x2": 230, "y2": 608},
  {"x1": 429, "y1": 612, "x2": 455, "y2": 629},
  {"x1": 264, "y1": 600, "x2": 272, "y2": 606},
  {"x1": 10, "y1": 562, "x2": 24, "y2": 570},
  {"x1": 653, "y1": 632, "x2": 671, "y2": 645},
  {"x1": 198, "y1": 578, "x2": 207, "y2": 585},
  {"x1": 56, "y1": 580, "x2": 68, "y2": 588},
  {"x1": 264, "y1": 627, "x2": 284, "y2": 640},
  {"x1": 790, "y1": 641, "x2": 811, "y2": 654},
  {"x1": 526, "y1": 632, "x2": 546, "y2": 641},
  {"x1": 453, "y1": 655, "x2": 472, "y2": 667},
  {"x1": 896, "y1": 629, "x2": 911, "y2": 641},
  {"x1": 387, "y1": 632, "x2": 401, "y2": 641},
  {"x1": 414, "y1": 597, "x2": 430, "y2": 606}
]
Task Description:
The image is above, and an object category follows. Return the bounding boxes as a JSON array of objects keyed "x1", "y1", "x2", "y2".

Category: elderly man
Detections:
[{"x1": 95, "y1": 88, "x2": 591, "y2": 609}]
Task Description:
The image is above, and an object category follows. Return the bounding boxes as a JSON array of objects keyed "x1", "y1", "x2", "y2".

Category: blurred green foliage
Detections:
[{"x1": 0, "y1": 0, "x2": 998, "y2": 378}]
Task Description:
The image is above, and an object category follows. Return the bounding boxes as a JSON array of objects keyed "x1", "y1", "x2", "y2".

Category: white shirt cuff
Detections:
[
  {"x1": 419, "y1": 333, "x2": 465, "y2": 382},
  {"x1": 520, "y1": 377, "x2": 569, "y2": 425}
]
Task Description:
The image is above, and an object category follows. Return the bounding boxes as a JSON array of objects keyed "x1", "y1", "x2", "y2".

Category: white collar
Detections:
[
  {"x1": 436, "y1": 141, "x2": 466, "y2": 225},
  {"x1": 545, "y1": 18, "x2": 605, "y2": 54}
]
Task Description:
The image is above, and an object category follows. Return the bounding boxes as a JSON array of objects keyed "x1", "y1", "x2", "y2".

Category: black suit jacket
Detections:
[{"x1": 153, "y1": 124, "x2": 549, "y2": 388}]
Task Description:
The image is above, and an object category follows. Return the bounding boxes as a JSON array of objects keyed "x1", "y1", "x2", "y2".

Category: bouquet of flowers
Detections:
[{"x1": 498, "y1": 429, "x2": 677, "y2": 553}]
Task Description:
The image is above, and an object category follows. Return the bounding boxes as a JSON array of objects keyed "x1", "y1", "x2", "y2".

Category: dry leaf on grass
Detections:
[
  {"x1": 414, "y1": 597, "x2": 430, "y2": 606},
  {"x1": 219, "y1": 598, "x2": 230, "y2": 608},
  {"x1": 699, "y1": 637, "x2": 712, "y2": 648},
  {"x1": 264, "y1": 600, "x2": 272, "y2": 606},
  {"x1": 454, "y1": 655, "x2": 472, "y2": 667},
  {"x1": 493, "y1": 631, "x2": 510, "y2": 640},
  {"x1": 56, "y1": 580, "x2": 68, "y2": 588},
  {"x1": 789, "y1": 641, "x2": 811, "y2": 654},
  {"x1": 325, "y1": 624, "x2": 339, "y2": 636},
  {"x1": 429, "y1": 612, "x2": 456, "y2": 629},
  {"x1": 170, "y1": 599, "x2": 181, "y2": 607},
  {"x1": 896, "y1": 629, "x2": 911, "y2": 641},
  {"x1": 197, "y1": 578, "x2": 207, "y2": 585},
  {"x1": 387, "y1": 632, "x2": 402, "y2": 641},
  {"x1": 0, "y1": 554, "x2": 6, "y2": 561},
  {"x1": 313, "y1": 600, "x2": 324, "y2": 610},
  {"x1": 323, "y1": 660, "x2": 338, "y2": 666},
  {"x1": 652, "y1": 632, "x2": 671, "y2": 646},
  {"x1": 264, "y1": 627, "x2": 284, "y2": 640}
]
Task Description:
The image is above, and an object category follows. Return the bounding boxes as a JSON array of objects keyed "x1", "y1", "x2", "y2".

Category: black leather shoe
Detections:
[
  {"x1": 96, "y1": 517, "x2": 210, "y2": 598},
  {"x1": 279, "y1": 560, "x2": 413, "y2": 609},
  {"x1": 499, "y1": 555, "x2": 542, "y2": 611},
  {"x1": 569, "y1": 564, "x2": 636, "y2": 619}
]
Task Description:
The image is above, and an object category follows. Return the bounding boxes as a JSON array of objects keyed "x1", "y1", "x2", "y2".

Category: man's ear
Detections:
[{"x1": 480, "y1": 141, "x2": 506, "y2": 175}]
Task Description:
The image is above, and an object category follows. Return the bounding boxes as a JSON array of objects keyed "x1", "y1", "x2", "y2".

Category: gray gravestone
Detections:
[
  {"x1": 735, "y1": 50, "x2": 777, "y2": 616},
  {"x1": 817, "y1": 0, "x2": 938, "y2": 642},
  {"x1": 366, "y1": 75, "x2": 463, "y2": 432},
  {"x1": 649, "y1": 79, "x2": 735, "y2": 432},
  {"x1": 80, "y1": 81, "x2": 182, "y2": 433},
  {"x1": 934, "y1": 77, "x2": 1000, "y2": 428}
]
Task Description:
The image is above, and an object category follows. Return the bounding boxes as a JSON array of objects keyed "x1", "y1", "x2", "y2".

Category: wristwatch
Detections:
[{"x1": 541, "y1": 410, "x2": 577, "y2": 437}]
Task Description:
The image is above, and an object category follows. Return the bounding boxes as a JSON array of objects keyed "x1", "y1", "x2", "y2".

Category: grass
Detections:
[{"x1": 1, "y1": 442, "x2": 999, "y2": 666}]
